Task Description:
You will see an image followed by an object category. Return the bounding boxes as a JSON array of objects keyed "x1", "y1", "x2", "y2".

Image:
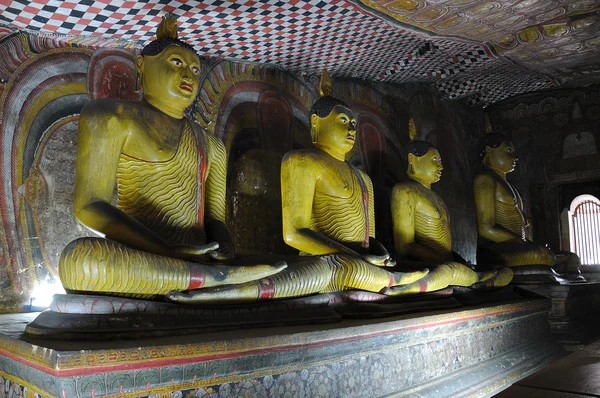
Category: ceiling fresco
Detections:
[
  {"x1": 0, "y1": 0, "x2": 599, "y2": 106},
  {"x1": 359, "y1": 0, "x2": 600, "y2": 85}
]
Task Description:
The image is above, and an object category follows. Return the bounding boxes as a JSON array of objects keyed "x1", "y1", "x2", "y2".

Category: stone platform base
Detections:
[
  {"x1": 23, "y1": 289, "x2": 458, "y2": 340},
  {"x1": 516, "y1": 282, "x2": 600, "y2": 351},
  {"x1": 23, "y1": 287, "x2": 522, "y2": 340},
  {"x1": 0, "y1": 299, "x2": 560, "y2": 398}
]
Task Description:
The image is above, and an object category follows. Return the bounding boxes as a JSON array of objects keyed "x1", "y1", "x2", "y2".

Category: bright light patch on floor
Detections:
[{"x1": 30, "y1": 280, "x2": 65, "y2": 308}]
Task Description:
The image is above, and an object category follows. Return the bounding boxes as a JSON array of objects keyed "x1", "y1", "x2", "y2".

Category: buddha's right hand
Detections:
[
  {"x1": 362, "y1": 253, "x2": 396, "y2": 267},
  {"x1": 362, "y1": 238, "x2": 396, "y2": 267},
  {"x1": 209, "y1": 241, "x2": 235, "y2": 261},
  {"x1": 170, "y1": 242, "x2": 220, "y2": 260}
]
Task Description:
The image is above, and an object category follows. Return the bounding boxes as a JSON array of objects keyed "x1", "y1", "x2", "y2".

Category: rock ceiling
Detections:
[{"x1": 1, "y1": 0, "x2": 600, "y2": 106}]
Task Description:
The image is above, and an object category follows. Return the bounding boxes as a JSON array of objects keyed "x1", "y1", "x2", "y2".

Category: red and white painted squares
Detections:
[{"x1": 0, "y1": 0, "x2": 556, "y2": 105}]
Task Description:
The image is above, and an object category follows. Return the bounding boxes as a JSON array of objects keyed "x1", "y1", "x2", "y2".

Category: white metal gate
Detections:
[{"x1": 571, "y1": 195, "x2": 600, "y2": 265}]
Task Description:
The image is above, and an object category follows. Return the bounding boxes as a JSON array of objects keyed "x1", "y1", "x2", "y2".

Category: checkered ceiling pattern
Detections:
[{"x1": 0, "y1": 0, "x2": 558, "y2": 105}]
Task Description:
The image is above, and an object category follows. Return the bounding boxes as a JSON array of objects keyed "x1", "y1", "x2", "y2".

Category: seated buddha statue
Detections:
[
  {"x1": 166, "y1": 73, "x2": 430, "y2": 304},
  {"x1": 389, "y1": 135, "x2": 513, "y2": 295},
  {"x1": 58, "y1": 15, "x2": 285, "y2": 299},
  {"x1": 473, "y1": 133, "x2": 581, "y2": 277}
]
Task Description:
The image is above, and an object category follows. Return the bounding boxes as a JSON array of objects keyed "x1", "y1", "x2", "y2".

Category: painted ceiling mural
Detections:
[
  {"x1": 360, "y1": 0, "x2": 600, "y2": 86},
  {"x1": 0, "y1": 0, "x2": 599, "y2": 106}
]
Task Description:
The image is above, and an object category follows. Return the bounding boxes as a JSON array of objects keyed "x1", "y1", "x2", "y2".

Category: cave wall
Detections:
[{"x1": 0, "y1": 26, "x2": 484, "y2": 311}]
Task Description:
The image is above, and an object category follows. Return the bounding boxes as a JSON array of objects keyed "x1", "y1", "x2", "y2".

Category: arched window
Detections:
[{"x1": 569, "y1": 194, "x2": 600, "y2": 265}]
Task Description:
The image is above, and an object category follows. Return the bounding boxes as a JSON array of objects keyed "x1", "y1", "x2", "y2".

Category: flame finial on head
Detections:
[
  {"x1": 319, "y1": 69, "x2": 333, "y2": 97},
  {"x1": 309, "y1": 69, "x2": 348, "y2": 118},
  {"x1": 408, "y1": 117, "x2": 417, "y2": 142},
  {"x1": 484, "y1": 113, "x2": 493, "y2": 134},
  {"x1": 156, "y1": 13, "x2": 179, "y2": 40},
  {"x1": 404, "y1": 117, "x2": 435, "y2": 161}
]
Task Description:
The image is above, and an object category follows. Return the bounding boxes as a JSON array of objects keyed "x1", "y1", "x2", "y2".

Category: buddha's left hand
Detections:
[{"x1": 209, "y1": 241, "x2": 235, "y2": 261}]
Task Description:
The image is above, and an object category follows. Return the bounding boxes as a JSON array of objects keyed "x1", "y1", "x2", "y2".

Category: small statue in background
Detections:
[
  {"x1": 389, "y1": 121, "x2": 513, "y2": 294},
  {"x1": 473, "y1": 127, "x2": 582, "y2": 279},
  {"x1": 167, "y1": 70, "x2": 429, "y2": 304},
  {"x1": 59, "y1": 15, "x2": 285, "y2": 299}
]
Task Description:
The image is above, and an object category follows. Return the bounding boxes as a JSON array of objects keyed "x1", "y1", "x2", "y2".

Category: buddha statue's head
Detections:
[
  {"x1": 135, "y1": 14, "x2": 201, "y2": 118},
  {"x1": 480, "y1": 133, "x2": 517, "y2": 174},
  {"x1": 309, "y1": 96, "x2": 357, "y2": 159},
  {"x1": 405, "y1": 141, "x2": 443, "y2": 188}
]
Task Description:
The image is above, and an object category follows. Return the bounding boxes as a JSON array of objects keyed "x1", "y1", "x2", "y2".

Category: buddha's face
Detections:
[
  {"x1": 312, "y1": 105, "x2": 357, "y2": 155},
  {"x1": 137, "y1": 45, "x2": 201, "y2": 110},
  {"x1": 409, "y1": 147, "x2": 443, "y2": 185},
  {"x1": 486, "y1": 141, "x2": 517, "y2": 173}
]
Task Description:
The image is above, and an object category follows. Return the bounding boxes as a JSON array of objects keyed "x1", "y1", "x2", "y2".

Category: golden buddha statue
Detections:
[
  {"x1": 166, "y1": 72, "x2": 429, "y2": 304},
  {"x1": 389, "y1": 130, "x2": 513, "y2": 295},
  {"x1": 58, "y1": 15, "x2": 286, "y2": 299},
  {"x1": 473, "y1": 132, "x2": 581, "y2": 276}
]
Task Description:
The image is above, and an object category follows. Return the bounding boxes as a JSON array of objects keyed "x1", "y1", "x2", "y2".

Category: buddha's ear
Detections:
[
  {"x1": 483, "y1": 146, "x2": 492, "y2": 165},
  {"x1": 135, "y1": 55, "x2": 144, "y2": 93},
  {"x1": 310, "y1": 114, "x2": 319, "y2": 131},
  {"x1": 310, "y1": 114, "x2": 319, "y2": 144},
  {"x1": 135, "y1": 55, "x2": 144, "y2": 73},
  {"x1": 407, "y1": 153, "x2": 417, "y2": 175}
]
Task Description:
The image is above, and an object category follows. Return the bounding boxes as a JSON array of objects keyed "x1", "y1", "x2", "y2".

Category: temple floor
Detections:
[
  {"x1": 498, "y1": 337, "x2": 600, "y2": 397},
  {"x1": 0, "y1": 297, "x2": 563, "y2": 397}
]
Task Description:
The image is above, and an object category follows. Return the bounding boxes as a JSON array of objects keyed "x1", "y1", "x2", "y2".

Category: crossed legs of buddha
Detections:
[
  {"x1": 166, "y1": 257, "x2": 512, "y2": 305},
  {"x1": 380, "y1": 262, "x2": 513, "y2": 296},
  {"x1": 60, "y1": 238, "x2": 512, "y2": 304},
  {"x1": 477, "y1": 241, "x2": 583, "y2": 280},
  {"x1": 478, "y1": 241, "x2": 555, "y2": 267},
  {"x1": 58, "y1": 237, "x2": 287, "y2": 300},
  {"x1": 166, "y1": 254, "x2": 428, "y2": 304}
]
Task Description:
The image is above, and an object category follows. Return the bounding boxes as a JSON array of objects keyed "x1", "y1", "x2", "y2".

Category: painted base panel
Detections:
[{"x1": 0, "y1": 299, "x2": 560, "y2": 398}]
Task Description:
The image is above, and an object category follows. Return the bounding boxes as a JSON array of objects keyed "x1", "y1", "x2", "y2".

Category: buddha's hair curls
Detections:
[
  {"x1": 403, "y1": 140, "x2": 436, "y2": 162},
  {"x1": 479, "y1": 133, "x2": 510, "y2": 160},
  {"x1": 310, "y1": 96, "x2": 349, "y2": 118},
  {"x1": 141, "y1": 38, "x2": 197, "y2": 57}
]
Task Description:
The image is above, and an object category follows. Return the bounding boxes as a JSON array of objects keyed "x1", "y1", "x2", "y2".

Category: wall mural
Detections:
[{"x1": 0, "y1": 26, "x2": 484, "y2": 311}]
